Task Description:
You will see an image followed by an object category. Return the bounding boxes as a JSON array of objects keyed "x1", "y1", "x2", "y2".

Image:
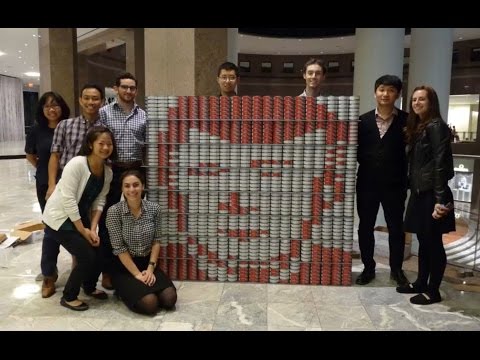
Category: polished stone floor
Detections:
[{"x1": 1, "y1": 158, "x2": 480, "y2": 331}]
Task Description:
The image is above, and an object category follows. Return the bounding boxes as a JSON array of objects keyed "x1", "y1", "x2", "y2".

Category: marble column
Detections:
[
  {"x1": 125, "y1": 28, "x2": 145, "y2": 108},
  {"x1": 227, "y1": 28, "x2": 239, "y2": 64},
  {"x1": 407, "y1": 28, "x2": 453, "y2": 121},
  {"x1": 352, "y1": 28, "x2": 407, "y2": 252},
  {"x1": 38, "y1": 28, "x2": 78, "y2": 116},
  {"x1": 353, "y1": 28, "x2": 405, "y2": 114},
  {"x1": 144, "y1": 28, "x2": 228, "y2": 96}
]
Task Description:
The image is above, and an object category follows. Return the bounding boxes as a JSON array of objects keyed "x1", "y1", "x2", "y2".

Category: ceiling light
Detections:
[
  {"x1": 25, "y1": 72, "x2": 40, "y2": 77},
  {"x1": 0, "y1": 51, "x2": 6, "y2": 56}
]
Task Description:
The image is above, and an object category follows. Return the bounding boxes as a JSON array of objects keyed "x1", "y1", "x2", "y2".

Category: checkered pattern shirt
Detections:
[
  {"x1": 375, "y1": 108, "x2": 397, "y2": 139},
  {"x1": 50, "y1": 116, "x2": 99, "y2": 170},
  {"x1": 106, "y1": 199, "x2": 162, "y2": 257},
  {"x1": 99, "y1": 101, "x2": 146, "y2": 163}
]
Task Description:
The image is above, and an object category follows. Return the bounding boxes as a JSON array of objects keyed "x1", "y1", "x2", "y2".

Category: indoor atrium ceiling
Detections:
[{"x1": 0, "y1": 28, "x2": 479, "y2": 87}]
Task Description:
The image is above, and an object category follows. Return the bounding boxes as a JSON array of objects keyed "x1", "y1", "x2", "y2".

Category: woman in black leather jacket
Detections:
[{"x1": 396, "y1": 85, "x2": 455, "y2": 305}]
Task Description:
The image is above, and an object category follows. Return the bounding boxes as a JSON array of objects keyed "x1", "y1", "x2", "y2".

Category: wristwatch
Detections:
[{"x1": 148, "y1": 261, "x2": 156, "y2": 268}]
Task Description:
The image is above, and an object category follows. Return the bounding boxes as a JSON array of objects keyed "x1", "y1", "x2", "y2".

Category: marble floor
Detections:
[{"x1": 1, "y1": 158, "x2": 480, "y2": 331}]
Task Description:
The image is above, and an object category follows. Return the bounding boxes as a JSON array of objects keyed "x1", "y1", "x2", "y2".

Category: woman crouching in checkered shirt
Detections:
[{"x1": 106, "y1": 170, "x2": 176, "y2": 315}]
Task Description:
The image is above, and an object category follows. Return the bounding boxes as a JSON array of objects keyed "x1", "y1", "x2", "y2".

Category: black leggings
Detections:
[{"x1": 415, "y1": 223, "x2": 446, "y2": 295}]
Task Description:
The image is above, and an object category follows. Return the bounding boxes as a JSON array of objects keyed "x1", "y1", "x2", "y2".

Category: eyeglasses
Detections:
[
  {"x1": 219, "y1": 76, "x2": 237, "y2": 82},
  {"x1": 119, "y1": 85, "x2": 137, "y2": 91},
  {"x1": 43, "y1": 104, "x2": 60, "y2": 110}
]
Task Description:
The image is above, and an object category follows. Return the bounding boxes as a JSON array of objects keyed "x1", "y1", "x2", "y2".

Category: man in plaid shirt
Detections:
[
  {"x1": 40, "y1": 84, "x2": 104, "y2": 298},
  {"x1": 97, "y1": 72, "x2": 146, "y2": 290}
]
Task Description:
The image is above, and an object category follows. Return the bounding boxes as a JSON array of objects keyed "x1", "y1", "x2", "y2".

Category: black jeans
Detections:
[
  {"x1": 36, "y1": 183, "x2": 48, "y2": 213},
  {"x1": 45, "y1": 226, "x2": 101, "y2": 301},
  {"x1": 38, "y1": 182, "x2": 60, "y2": 276},
  {"x1": 356, "y1": 187, "x2": 406, "y2": 272}
]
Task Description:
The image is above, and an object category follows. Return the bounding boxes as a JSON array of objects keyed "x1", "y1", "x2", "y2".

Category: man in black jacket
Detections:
[{"x1": 355, "y1": 74, "x2": 409, "y2": 286}]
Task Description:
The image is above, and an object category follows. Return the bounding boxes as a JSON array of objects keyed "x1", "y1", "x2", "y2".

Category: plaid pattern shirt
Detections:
[
  {"x1": 106, "y1": 199, "x2": 162, "y2": 257},
  {"x1": 375, "y1": 108, "x2": 397, "y2": 139},
  {"x1": 50, "y1": 116, "x2": 99, "y2": 170},
  {"x1": 99, "y1": 101, "x2": 146, "y2": 163}
]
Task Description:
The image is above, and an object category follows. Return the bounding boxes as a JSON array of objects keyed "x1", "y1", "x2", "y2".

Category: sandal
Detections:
[
  {"x1": 84, "y1": 289, "x2": 108, "y2": 300},
  {"x1": 60, "y1": 297, "x2": 89, "y2": 311}
]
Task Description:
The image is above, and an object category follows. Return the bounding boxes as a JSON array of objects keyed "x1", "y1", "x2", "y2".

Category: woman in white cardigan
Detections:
[{"x1": 43, "y1": 126, "x2": 117, "y2": 311}]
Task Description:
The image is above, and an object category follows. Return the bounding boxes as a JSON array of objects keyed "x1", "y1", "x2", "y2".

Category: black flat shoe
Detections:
[
  {"x1": 60, "y1": 297, "x2": 89, "y2": 311},
  {"x1": 355, "y1": 270, "x2": 375, "y2": 285},
  {"x1": 390, "y1": 270, "x2": 409, "y2": 287},
  {"x1": 410, "y1": 292, "x2": 442, "y2": 305},
  {"x1": 396, "y1": 282, "x2": 427, "y2": 294},
  {"x1": 85, "y1": 289, "x2": 108, "y2": 300}
]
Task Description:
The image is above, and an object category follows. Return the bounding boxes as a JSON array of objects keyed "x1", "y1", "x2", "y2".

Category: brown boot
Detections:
[{"x1": 41, "y1": 276, "x2": 56, "y2": 298}]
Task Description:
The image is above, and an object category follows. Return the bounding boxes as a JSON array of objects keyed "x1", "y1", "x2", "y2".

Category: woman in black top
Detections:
[
  {"x1": 25, "y1": 92, "x2": 70, "y2": 285},
  {"x1": 397, "y1": 85, "x2": 455, "y2": 305},
  {"x1": 25, "y1": 92, "x2": 70, "y2": 211}
]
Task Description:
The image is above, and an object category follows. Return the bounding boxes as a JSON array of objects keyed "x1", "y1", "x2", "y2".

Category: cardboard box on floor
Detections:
[
  {"x1": 11, "y1": 220, "x2": 45, "y2": 243},
  {"x1": 14, "y1": 220, "x2": 45, "y2": 232}
]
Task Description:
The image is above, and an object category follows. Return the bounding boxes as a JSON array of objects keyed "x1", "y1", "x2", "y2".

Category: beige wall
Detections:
[{"x1": 144, "y1": 28, "x2": 227, "y2": 96}]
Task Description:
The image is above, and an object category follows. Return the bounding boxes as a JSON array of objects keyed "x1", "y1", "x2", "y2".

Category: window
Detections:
[
  {"x1": 239, "y1": 61, "x2": 250, "y2": 72},
  {"x1": 283, "y1": 62, "x2": 294, "y2": 73},
  {"x1": 470, "y1": 48, "x2": 480, "y2": 62},
  {"x1": 261, "y1": 62, "x2": 272, "y2": 73},
  {"x1": 328, "y1": 61, "x2": 340, "y2": 73},
  {"x1": 452, "y1": 49, "x2": 459, "y2": 64}
]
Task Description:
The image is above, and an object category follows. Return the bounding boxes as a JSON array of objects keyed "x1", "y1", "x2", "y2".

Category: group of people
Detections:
[
  {"x1": 216, "y1": 58, "x2": 327, "y2": 98},
  {"x1": 25, "y1": 73, "x2": 176, "y2": 315},
  {"x1": 25, "y1": 60, "x2": 455, "y2": 315},
  {"x1": 356, "y1": 75, "x2": 455, "y2": 305}
]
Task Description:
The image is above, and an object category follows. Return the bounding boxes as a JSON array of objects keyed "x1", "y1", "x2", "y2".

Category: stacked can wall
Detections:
[{"x1": 145, "y1": 96, "x2": 359, "y2": 285}]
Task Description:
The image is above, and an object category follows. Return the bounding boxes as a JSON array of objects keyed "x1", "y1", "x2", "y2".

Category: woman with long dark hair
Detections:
[
  {"x1": 397, "y1": 86, "x2": 455, "y2": 305},
  {"x1": 106, "y1": 170, "x2": 176, "y2": 315},
  {"x1": 42, "y1": 126, "x2": 116, "y2": 310}
]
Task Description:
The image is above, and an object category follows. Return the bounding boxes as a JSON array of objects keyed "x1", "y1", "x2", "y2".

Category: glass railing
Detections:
[
  {"x1": 444, "y1": 155, "x2": 480, "y2": 272},
  {"x1": 452, "y1": 131, "x2": 477, "y2": 142}
]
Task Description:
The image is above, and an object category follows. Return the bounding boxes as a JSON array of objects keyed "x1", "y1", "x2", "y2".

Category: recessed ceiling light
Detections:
[
  {"x1": 0, "y1": 51, "x2": 6, "y2": 56},
  {"x1": 459, "y1": 37, "x2": 463, "y2": 40},
  {"x1": 25, "y1": 72, "x2": 40, "y2": 77},
  {"x1": 18, "y1": 50, "x2": 22, "y2": 53},
  {"x1": 24, "y1": 43, "x2": 28, "y2": 46},
  {"x1": 33, "y1": 34, "x2": 36, "y2": 37}
]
